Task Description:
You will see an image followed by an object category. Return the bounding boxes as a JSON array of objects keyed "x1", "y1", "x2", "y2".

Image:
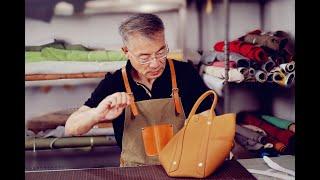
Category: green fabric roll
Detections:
[
  {"x1": 25, "y1": 52, "x2": 44, "y2": 62},
  {"x1": 25, "y1": 47, "x2": 127, "y2": 63},
  {"x1": 261, "y1": 115, "x2": 294, "y2": 129}
]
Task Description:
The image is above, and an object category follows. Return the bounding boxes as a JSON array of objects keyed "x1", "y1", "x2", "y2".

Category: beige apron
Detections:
[{"x1": 120, "y1": 59, "x2": 186, "y2": 167}]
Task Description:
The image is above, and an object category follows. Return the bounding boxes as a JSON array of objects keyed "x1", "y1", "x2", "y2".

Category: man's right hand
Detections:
[{"x1": 93, "y1": 92, "x2": 133, "y2": 122}]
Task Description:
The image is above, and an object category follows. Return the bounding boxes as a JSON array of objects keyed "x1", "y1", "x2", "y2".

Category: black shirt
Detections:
[{"x1": 84, "y1": 59, "x2": 213, "y2": 148}]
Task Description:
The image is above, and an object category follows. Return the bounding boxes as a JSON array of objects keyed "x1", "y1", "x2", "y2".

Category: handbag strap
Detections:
[{"x1": 186, "y1": 90, "x2": 218, "y2": 122}]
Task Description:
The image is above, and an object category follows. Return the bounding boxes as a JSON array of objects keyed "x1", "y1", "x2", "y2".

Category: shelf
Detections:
[{"x1": 54, "y1": 0, "x2": 186, "y2": 16}]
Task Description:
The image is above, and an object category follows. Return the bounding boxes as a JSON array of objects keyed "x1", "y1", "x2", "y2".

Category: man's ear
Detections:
[
  {"x1": 121, "y1": 47, "x2": 130, "y2": 59},
  {"x1": 121, "y1": 47, "x2": 128, "y2": 53}
]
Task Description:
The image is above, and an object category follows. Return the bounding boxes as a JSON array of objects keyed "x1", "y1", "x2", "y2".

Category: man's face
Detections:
[{"x1": 122, "y1": 31, "x2": 167, "y2": 80}]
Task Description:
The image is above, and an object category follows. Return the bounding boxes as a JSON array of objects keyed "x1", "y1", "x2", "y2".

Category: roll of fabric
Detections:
[
  {"x1": 236, "y1": 124, "x2": 267, "y2": 144},
  {"x1": 237, "y1": 112, "x2": 294, "y2": 146},
  {"x1": 261, "y1": 59, "x2": 276, "y2": 72},
  {"x1": 200, "y1": 51, "x2": 217, "y2": 65},
  {"x1": 257, "y1": 147, "x2": 279, "y2": 157},
  {"x1": 211, "y1": 60, "x2": 237, "y2": 68},
  {"x1": 241, "y1": 124, "x2": 268, "y2": 136},
  {"x1": 235, "y1": 133, "x2": 265, "y2": 151},
  {"x1": 26, "y1": 125, "x2": 115, "y2": 138},
  {"x1": 237, "y1": 67, "x2": 249, "y2": 77},
  {"x1": 265, "y1": 136, "x2": 286, "y2": 153},
  {"x1": 214, "y1": 41, "x2": 268, "y2": 63},
  {"x1": 25, "y1": 136, "x2": 117, "y2": 150},
  {"x1": 255, "y1": 70, "x2": 267, "y2": 83},
  {"x1": 266, "y1": 72, "x2": 274, "y2": 83},
  {"x1": 285, "y1": 71, "x2": 295, "y2": 86},
  {"x1": 213, "y1": 51, "x2": 250, "y2": 63},
  {"x1": 243, "y1": 33, "x2": 288, "y2": 51},
  {"x1": 280, "y1": 61, "x2": 295, "y2": 73},
  {"x1": 272, "y1": 71, "x2": 286, "y2": 86},
  {"x1": 261, "y1": 115, "x2": 295, "y2": 130},
  {"x1": 237, "y1": 59, "x2": 250, "y2": 68},
  {"x1": 248, "y1": 68, "x2": 256, "y2": 77},
  {"x1": 249, "y1": 61, "x2": 260, "y2": 70},
  {"x1": 26, "y1": 47, "x2": 128, "y2": 63},
  {"x1": 202, "y1": 73, "x2": 224, "y2": 96},
  {"x1": 203, "y1": 66, "x2": 245, "y2": 83}
]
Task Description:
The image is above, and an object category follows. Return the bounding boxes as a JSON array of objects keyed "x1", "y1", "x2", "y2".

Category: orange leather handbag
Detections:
[{"x1": 159, "y1": 90, "x2": 236, "y2": 178}]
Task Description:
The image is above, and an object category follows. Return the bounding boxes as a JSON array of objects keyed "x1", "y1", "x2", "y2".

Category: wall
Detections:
[
  {"x1": 25, "y1": 12, "x2": 180, "y2": 50},
  {"x1": 25, "y1": 0, "x2": 295, "y2": 123},
  {"x1": 263, "y1": 0, "x2": 295, "y2": 38},
  {"x1": 201, "y1": 1, "x2": 261, "y2": 51}
]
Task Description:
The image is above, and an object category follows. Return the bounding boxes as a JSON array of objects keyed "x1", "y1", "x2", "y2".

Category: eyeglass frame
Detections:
[{"x1": 126, "y1": 44, "x2": 169, "y2": 65}]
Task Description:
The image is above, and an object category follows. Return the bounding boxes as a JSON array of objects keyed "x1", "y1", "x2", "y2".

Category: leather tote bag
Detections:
[{"x1": 159, "y1": 90, "x2": 236, "y2": 178}]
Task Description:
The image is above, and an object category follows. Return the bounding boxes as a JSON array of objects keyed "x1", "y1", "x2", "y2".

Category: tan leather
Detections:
[
  {"x1": 141, "y1": 123, "x2": 174, "y2": 156},
  {"x1": 121, "y1": 67, "x2": 139, "y2": 116},
  {"x1": 168, "y1": 59, "x2": 183, "y2": 114},
  {"x1": 159, "y1": 90, "x2": 236, "y2": 178}
]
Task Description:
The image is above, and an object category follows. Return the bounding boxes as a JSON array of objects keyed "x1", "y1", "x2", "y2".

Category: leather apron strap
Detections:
[
  {"x1": 121, "y1": 67, "x2": 139, "y2": 116},
  {"x1": 167, "y1": 59, "x2": 182, "y2": 114}
]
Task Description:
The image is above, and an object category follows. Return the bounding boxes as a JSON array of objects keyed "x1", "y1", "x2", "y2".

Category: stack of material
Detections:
[
  {"x1": 25, "y1": 40, "x2": 127, "y2": 81},
  {"x1": 201, "y1": 29, "x2": 295, "y2": 95},
  {"x1": 233, "y1": 111, "x2": 295, "y2": 158},
  {"x1": 26, "y1": 108, "x2": 116, "y2": 150},
  {"x1": 25, "y1": 40, "x2": 184, "y2": 81}
]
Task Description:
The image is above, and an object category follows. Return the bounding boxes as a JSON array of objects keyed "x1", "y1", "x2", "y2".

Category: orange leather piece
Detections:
[
  {"x1": 168, "y1": 59, "x2": 182, "y2": 114},
  {"x1": 274, "y1": 142, "x2": 286, "y2": 152},
  {"x1": 121, "y1": 67, "x2": 139, "y2": 116},
  {"x1": 159, "y1": 90, "x2": 236, "y2": 178},
  {"x1": 142, "y1": 124, "x2": 174, "y2": 156}
]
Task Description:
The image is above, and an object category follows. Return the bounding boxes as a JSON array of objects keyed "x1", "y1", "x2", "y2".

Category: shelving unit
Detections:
[{"x1": 199, "y1": 0, "x2": 295, "y2": 115}]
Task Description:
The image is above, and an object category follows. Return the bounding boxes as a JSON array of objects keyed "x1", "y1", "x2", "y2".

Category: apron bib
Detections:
[{"x1": 120, "y1": 59, "x2": 186, "y2": 167}]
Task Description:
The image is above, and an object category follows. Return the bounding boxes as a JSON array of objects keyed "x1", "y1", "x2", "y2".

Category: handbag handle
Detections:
[{"x1": 187, "y1": 90, "x2": 218, "y2": 121}]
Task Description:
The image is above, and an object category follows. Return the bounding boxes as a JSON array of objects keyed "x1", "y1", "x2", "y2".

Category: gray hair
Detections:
[{"x1": 119, "y1": 13, "x2": 165, "y2": 45}]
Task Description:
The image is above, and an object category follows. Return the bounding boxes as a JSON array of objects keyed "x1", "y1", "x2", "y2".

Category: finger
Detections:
[
  {"x1": 115, "y1": 93, "x2": 122, "y2": 108},
  {"x1": 108, "y1": 95, "x2": 117, "y2": 108},
  {"x1": 121, "y1": 92, "x2": 127, "y2": 106},
  {"x1": 127, "y1": 94, "x2": 133, "y2": 105}
]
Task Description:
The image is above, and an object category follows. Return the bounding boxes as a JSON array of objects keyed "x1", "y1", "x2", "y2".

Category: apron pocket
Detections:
[{"x1": 141, "y1": 123, "x2": 173, "y2": 156}]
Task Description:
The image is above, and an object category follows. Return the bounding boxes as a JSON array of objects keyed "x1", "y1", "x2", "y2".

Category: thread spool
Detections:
[{"x1": 255, "y1": 70, "x2": 267, "y2": 83}]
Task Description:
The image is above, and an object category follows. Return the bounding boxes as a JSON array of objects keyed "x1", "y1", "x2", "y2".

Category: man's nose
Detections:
[{"x1": 148, "y1": 55, "x2": 160, "y2": 67}]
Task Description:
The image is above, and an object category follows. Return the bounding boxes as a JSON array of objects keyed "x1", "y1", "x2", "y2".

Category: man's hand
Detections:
[{"x1": 93, "y1": 92, "x2": 133, "y2": 122}]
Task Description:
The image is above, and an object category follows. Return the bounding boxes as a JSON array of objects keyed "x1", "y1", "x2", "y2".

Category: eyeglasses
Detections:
[{"x1": 127, "y1": 44, "x2": 169, "y2": 65}]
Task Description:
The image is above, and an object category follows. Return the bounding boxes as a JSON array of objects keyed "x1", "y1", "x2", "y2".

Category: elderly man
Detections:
[{"x1": 65, "y1": 13, "x2": 212, "y2": 167}]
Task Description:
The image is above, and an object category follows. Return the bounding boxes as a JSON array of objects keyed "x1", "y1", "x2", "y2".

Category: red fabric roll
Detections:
[
  {"x1": 211, "y1": 61, "x2": 237, "y2": 68},
  {"x1": 241, "y1": 113, "x2": 294, "y2": 146},
  {"x1": 214, "y1": 40, "x2": 268, "y2": 63}
]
